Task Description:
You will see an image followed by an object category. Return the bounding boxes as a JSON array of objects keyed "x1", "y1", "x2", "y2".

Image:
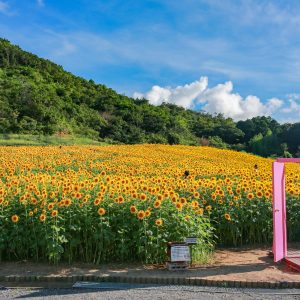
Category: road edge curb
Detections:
[{"x1": 0, "y1": 275, "x2": 299, "y2": 289}]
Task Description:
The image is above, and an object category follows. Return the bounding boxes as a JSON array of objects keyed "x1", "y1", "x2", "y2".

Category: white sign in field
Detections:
[
  {"x1": 170, "y1": 245, "x2": 191, "y2": 262},
  {"x1": 185, "y1": 237, "x2": 197, "y2": 245}
]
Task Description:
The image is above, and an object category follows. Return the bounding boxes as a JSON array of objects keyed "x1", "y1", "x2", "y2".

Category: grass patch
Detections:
[
  {"x1": 191, "y1": 244, "x2": 214, "y2": 265},
  {"x1": 0, "y1": 134, "x2": 108, "y2": 146}
]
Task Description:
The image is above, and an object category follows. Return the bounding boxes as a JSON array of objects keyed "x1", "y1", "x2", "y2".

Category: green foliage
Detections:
[
  {"x1": 208, "y1": 136, "x2": 228, "y2": 149},
  {"x1": 237, "y1": 116, "x2": 281, "y2": 143},
  {"x1": 0, "y1": 134, "x2": 106, "y2": 146},
  {"x1": 281, "y1": 123, "x2": 300, "y2": 154}
]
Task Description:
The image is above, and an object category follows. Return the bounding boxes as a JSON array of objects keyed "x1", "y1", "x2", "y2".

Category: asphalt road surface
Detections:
[{"x1": 1, "y1": 284, "x2": 300, "y2": 299}]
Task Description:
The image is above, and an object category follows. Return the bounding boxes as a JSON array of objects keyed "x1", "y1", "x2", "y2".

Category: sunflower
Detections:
[
  {"x1": 51, "y1": 210, "x2": 58, "y2": 217},
  {"x1": 137, "y1": 210, "x2": 145, "y2": 220},
  {"x1": 39, "y1": 214, "x2": 46, "y2": 222},
  {"x1": 115, "y1": 195, "x2": 124, "y2": 204},
  {"x1": 29, "y1": 197, "x2": 36, "y2": 205},
  {"x1": 47, "y1": 202, "x2": 54, "y2": 210},
  {"x1": 130, "y1": 205, "x2": 137, "y2": 214},
  {"x1": 171, "y1": 196, "x2": 177, "y2": 203},
  {"x1": 224, "y1": 213, "x2": 231, "y2": 221},
  {"x1": 145, "y1": 209, "x2": 151, "y2": 217},
  {"x1": 175, "y1": 202, "x2": 183, "y2": 211},
  {"x1": 180, "y1": 197, "x2": 187, "y2": 204},
  {"x1": 265, "y1": 191, "x2": 271, "y2": 198},
  {"x1": 58, "y1": 200, "x2": 65, "y2": 207},
  {"x1": 139, "y1": 193, "x2": 147, "y2": 201},
  {"x1": 197, "y1": 208, "x2": 204, "y2": 215},
  {"x1": 153, "y1": 200, "x2": 161, "y2": 208},
  {"x1": 155, "y1": 219, "x2": 163, "y2": 226},
  {"x1": 98, "y1": 207, "x2": 106, "y2": 216},
  {"x1": 205, "y1": 205, "x2": 212, "y2": 211},
  {"x1": 191, "y1": 200, "x2": 199, "y2": 207},
  {"x1": 64, "y1": 199, "x2": 72, "y2": 207},
  {"x1": 247, "y1": 193, "x2": 254, "y2": 200},
  {"x1": 256, "y1": 191, "x2": 263, "y2": 198},
  {"x1": 93, "y1": 198, "x2": 100, "y2": 206},
  {"x1": 11, "y1": 214, "x2": 19, "y2": 223}
]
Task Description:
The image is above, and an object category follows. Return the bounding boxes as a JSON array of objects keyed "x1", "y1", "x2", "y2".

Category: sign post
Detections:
[
  {"x1": 166, "y1": 242, "x2": 190, "y2": 271},
  {"x1": 166, "y1": 238, "x2": 198, "y2": 270},
  {"x1": 185, "y1": 237, "x2": 198, "y2": 266}
]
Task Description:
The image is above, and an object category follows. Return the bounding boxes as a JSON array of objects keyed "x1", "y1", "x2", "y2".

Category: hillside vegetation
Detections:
[{"x1": 0, "y1": 38, "x2": 299, "y2": 157}]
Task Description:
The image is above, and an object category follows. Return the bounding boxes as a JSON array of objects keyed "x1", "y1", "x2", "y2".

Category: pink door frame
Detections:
[{"x1": 272, "y1": 158, "x2": 300, "y2": 262}]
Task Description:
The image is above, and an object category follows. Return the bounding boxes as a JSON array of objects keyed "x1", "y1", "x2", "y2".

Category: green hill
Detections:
[{"x1": 0, "y1": 38, "x2": 299, "y2": 156}]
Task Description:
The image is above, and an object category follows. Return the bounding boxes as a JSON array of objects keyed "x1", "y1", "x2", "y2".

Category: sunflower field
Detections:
[{"x1": 1, "y1": 145, "x2": 300, "y2": 264}]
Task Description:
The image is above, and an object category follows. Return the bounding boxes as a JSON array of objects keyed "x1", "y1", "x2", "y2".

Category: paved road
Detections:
[{"x1": 1, "y1": 284, "x2": 300, "y2": 299}]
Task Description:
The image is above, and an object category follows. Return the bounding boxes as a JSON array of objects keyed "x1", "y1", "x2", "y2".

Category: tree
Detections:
[
  {"x1": 283, "y1": 123, "x2": 300, "y2": 155},
  {"x1": 237, "y1": 116, "x2": 280, "y2": 143},
  {"x1": 208, "y1": 136, "x2": 228, "y2": 149}
]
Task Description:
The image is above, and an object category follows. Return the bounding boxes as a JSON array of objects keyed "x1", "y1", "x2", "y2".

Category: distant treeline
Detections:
[{"x1": 0, "y1": 38, "x2": 299, "y2": 157}]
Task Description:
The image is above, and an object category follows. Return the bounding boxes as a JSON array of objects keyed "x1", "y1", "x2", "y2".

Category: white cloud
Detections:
[
  {"x1": 198, "y1": 82, "x2": 268, "y2": 120},
  {"x1": 133, "y1": 77, "x2": 208, "y2": 108},
  {"x1": 134, "y1": 77, "x2": 285, "y2": 121},
  {"x1": 274, "y1": 97, "x2": 300, "y2": 123},
  {"x1": 286, "y1": 93, "x2": 300, "y2": 100},
  {"x1": 266, "y1": 98, "x2": 283, "y2": 112},
  {"x1": 200, "y1": 60, "x2": 262, "y2": 80},
  {"x1": 0, "y1": 1, "x2": 12, "y2": 15},
  {"x1": 37, "y1": 0, "x2": 44, "y2": 7},
  {"x1": 200, "y1": 0, "x2": 300, "y2": 29},
  {"x1": 51, "y1": 40, "x2": 76, "y2": 57},
  {"x1": 283, "y1": 99, "x2": 300, "y2": 114}
]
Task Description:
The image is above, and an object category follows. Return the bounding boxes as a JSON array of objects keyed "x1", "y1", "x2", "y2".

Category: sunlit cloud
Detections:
[{"x1": 134, "y1": 77, "x2": 285, "y2": 121}]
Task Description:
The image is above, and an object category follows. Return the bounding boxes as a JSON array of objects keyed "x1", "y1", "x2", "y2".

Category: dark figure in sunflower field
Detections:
[
  {"x1": 254, "y1": 164, "x2": 258, "y2": 172},
  {"x1": 184, "y1": 170, "x2": 189, "y2": 178}
]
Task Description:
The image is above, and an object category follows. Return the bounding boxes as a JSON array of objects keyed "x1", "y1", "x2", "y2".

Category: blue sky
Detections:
[{"x1": 1, "y1": 0, "x2": 300, "y2": 122}]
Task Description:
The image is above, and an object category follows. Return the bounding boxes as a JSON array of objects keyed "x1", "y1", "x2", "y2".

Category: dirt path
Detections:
[{"x1": 1, "y1": 247, "x2": 300, "y2": 283}]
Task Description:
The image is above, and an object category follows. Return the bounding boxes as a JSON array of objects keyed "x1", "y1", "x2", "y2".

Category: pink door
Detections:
[{"x1": 272, "y1": 162, "x2": 287, "y2": 262}]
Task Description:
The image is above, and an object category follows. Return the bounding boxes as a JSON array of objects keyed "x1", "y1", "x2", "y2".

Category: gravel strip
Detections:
[{"x1": 1, "y1": 285, "x2": 300, "y2": 300}]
